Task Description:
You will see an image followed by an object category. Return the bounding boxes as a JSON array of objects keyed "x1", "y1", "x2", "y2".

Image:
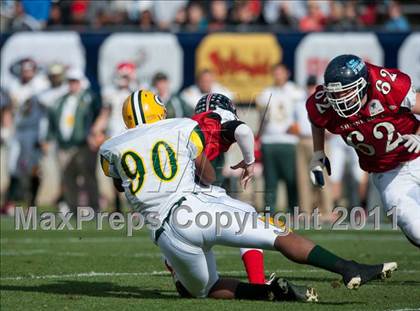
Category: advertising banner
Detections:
[
  {"x1": 196, "y1": 33, "x2": 282, "y2": 102},
  {"x1": 98, "y1": 33, "x2": 183, "y2": 92},
  {"x1": 295, "y1": 33, "x2": 383, "y2": 86},
  {"x1": 1, "y1": 31, "x2": 85, "y2": 87},
  {"x1": 398, "y1": 33, "x2": 420, "y2": 90}
]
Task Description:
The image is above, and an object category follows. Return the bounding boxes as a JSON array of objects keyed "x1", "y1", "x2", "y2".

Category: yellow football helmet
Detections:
[{"x1": 122, "y1": 90, "x2": 167, "y2": 128}]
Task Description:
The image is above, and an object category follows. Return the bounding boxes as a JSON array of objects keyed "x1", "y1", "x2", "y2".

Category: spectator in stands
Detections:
[
  {"x1": 186, "y1": 1, "x2": 207, "y2": 31},
  {"x1": 10, "y1": 0, "x2": 43, "y2": 31},
  {"x1": 153, "y1": 0, "x2": 187, "y2": 30},
  {"x1": 47, "y1": 68, "x2": 102, "y2": 213},
  {"x1": 263, "y1": 1, "x2": 303, "y2": 28},
  {"x1": 139, "y1": 8, "x2": 154, "y2": 30},
  {"x1": 152, "y1": 72, "x2": 192, "y2": 118},
  {"x1": 326, "y1": 1, "x2": 344, "y2": 30},
  {"x1": 181, "y1": 69, "x2": 233, "y2": 110},
  {"x1": 232, "y1": 1, "x2": 252, "y2": 25},
  {"x1": 342, "y1": 1, "x2": 362, "y2": 30},
  {"x1": 326, "y1": 0, "x2": 361, "y2": 31},
  {"x1": 295, "y1": 76, "x2": 333, "y2": 220},
  {"x1": 299, "y1": 0, "x2": 326, "y2": 32},
  {"x1": 88, "y1": 1, "x2": 114, "y2": 28},
  {"x1": 47, "y1": 2, "x2": 64, "y2": 27},
  {"x1": 38, "y1": 63, "x2": 68, "y2": 109},
  {"x1": 21, "y1": 0, "x2": 50, "y2": 28},
  {"x1": 174, "y1": 5, "x2": 188, "y2": 29},
  {"x1": 359, "y1": 2, "x2": 377, "y2": 27},
  {"x1": 385, "y1": 0, "x2": 410, "y2": 32},
  {"x1": 256, "y1": 63, "x2": 304, "y2": 214},
  {"x1": 127, "y1": 0, "x2": 154, "y2": 29},
  {"x1": 231, "y1": 0, "x2": 261, "y2": 28},
  {"x1": 109, "y1": 0, "x2": 130, "y2": 25},
  {"x1": 70, "y1": 0, "x2": 89, "y2": 25},
  {"x1": 0, "y1": 0, "x2": 15, "y2": 32},
  {"x1": 208, "y1": 0, "x2": 229, "y2": 31}
]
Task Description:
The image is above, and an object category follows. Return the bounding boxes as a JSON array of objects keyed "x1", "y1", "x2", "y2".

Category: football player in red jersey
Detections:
[
  {"x1": 306, "y1": 54, "x2": 420, "y2": 247},
  {"x1": 192, "y1": 93, "x2": 265, "y2": 284},
  {"x1": 182, "y1": 93, "x2": 397, "y2": 291}
]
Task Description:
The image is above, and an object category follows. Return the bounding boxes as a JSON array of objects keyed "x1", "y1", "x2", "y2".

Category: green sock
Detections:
[{"x1": 307, "y1": 245, "x2": 349, "y2": 275}]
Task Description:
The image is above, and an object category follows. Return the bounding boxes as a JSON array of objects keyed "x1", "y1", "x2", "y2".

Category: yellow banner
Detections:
[{"x1": 196, "y1": 33, "x2": 282, "y2": 103}]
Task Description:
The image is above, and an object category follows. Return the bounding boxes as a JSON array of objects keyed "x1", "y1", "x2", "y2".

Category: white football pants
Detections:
[
  {"x1": 155, "y1": 191, "x2": 283, "y2": 297},
  {"x1": 372, "y1": 156, "x2": 420, "y2": 246}
]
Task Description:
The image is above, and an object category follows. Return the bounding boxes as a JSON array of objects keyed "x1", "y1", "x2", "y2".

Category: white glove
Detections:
[
  {"x1": 399, "y1": 134, "x2": 420, "y2": 154},
  {"x1": 309, "y1": 151, "x2": 331, "y2": 188}
]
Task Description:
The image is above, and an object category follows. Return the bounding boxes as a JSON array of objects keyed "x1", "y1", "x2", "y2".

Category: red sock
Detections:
[{"x1": 241, "y1": 249, "x2": 265, "y2": 284}]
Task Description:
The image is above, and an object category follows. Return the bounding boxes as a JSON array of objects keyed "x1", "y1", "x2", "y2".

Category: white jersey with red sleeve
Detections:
[{"x1": 306, "y1": 63, "x2": 419, "y2": 173}]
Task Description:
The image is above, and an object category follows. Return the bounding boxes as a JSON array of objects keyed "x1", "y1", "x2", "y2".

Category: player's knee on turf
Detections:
[{"x1": 177, "y1": 268, "x2": 215, "y2": 298}]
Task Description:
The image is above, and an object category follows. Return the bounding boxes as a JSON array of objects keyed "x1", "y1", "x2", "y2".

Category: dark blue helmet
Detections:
[
  {"x1": 194, "y1": 93, "x2": 236, "y2": 115},
  {"x1": 324, "y1": 54, "x2": 368, "y2": 118}
]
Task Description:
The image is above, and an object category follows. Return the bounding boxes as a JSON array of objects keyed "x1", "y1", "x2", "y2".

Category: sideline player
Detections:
[
  {"x1": 100, "y1": 90, "x2": 396, "y2": 301},
  {"x1": 306, "y1": 54, "x2": 420, "y2": 247}
]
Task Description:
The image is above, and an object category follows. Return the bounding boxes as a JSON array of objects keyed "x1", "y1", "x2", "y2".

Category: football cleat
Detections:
[
  {"x1": 343, "y1": 261, "x2": 398, "y2": 289},
  {"x1": 266, "y1": 273, "x2": 318, "y2": 302},
  {"x1": 378, "y1": 262, "x2": 398, "y2": 280}
]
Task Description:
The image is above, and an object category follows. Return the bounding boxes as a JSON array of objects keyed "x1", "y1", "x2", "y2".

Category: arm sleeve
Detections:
[
  {"x1": 233, "y1": 123, "x2": 255, "y2": 165},
  {"x1": 187, "y1": 125, "x2": 206, "y2": 160}
]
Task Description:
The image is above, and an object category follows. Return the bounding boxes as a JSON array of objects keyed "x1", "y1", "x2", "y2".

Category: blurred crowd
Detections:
[
  {"x1": 0, "y1": 0, "x2": 415, "y2": 33},
  {"x1": 0, "y1": 56, "x2": 376, "y2": 222}
]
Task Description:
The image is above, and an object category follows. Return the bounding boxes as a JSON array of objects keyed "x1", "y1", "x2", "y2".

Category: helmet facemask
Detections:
[{"x1": 325, "y1": 77, "x2": 367, "y2": 118}]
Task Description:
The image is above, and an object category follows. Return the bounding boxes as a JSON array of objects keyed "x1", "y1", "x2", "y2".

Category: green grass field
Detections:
[{"x1": 1, "y1": 216, "x2": 419, "y2": 311}]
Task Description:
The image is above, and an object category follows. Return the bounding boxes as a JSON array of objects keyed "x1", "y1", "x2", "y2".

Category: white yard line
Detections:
[
  {"x1": 0, "y1": 237, "x2": 149, "y2": 244},
  {"x1": 0, "y1": 249, "x2": 247, "y2": 257},
  {"x1": 0, "y1": 270, "x2": 312, "y2": 281},
  {"x1": 0, "y1": 251, "x2": 159, "y2": 258},
  {"x1": 1, "y1": 269, "x2": 419, "y2": 282},
  {"x1": 0, "y1": 271, "x2": 169, "y2": 281}
]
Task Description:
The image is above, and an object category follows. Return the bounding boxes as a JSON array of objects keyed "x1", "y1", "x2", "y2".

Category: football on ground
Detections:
[{"x1": 1, "y1": 216, "x2": 419, "y2": 311}]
